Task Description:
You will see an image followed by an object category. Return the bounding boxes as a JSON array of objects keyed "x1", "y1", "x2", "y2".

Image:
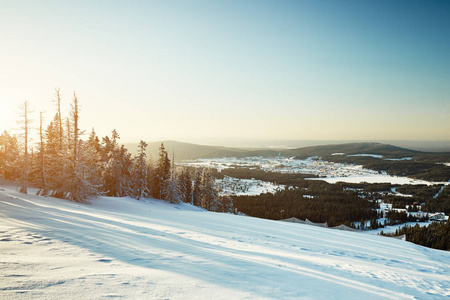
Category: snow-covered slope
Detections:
[{"x1": 1, "y1": 186, "x2": 449, "y2": 299}]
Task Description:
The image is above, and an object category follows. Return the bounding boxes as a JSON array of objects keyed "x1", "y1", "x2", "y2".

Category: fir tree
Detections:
[
  {"x1": 132, "y1": 140, "x2": 150, "y2": 199},
  {"x1": 101, "y1": 130, "x2": 132, "y2": 197},
  {"x1": 153, "y1": 143, "x2": 171, "y2": 199},
  {"x1": 163, "y1": 175, "x2": 182, "y2": 203},
  {"x1": 83, "y1": 128, "x2": 103, "y2": 190},
  {"x1": 192, "y1": 170, "x2": 202, "y2": 207},
  {"x1": 178, "y1": 167, "x2": 192, "y2": 203},
  {"x1": 0, "y1": 131, "x2": 20, "y2": 180},
  {"x1": 216, "y1": 195, "x2": 234, "y2": 213},
  {"x1": 45, "y1": 114, "x2": 69, "y2": 198},
  {"x1": 65, "y1": 92, "x2": 96, "y2": 202},
  {"x1": 200, "y1": 168, "x2": 218, "y2": 211}
]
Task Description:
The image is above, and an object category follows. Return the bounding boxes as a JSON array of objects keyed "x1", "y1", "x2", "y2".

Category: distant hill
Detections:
[
  {"x1": 122, "y1": 140, "x2": 259, "y2": 162},
  {"x1": 284, "y1": 142, "x2": 450, "y2": 182},
  {"x1": 180, "y1": 139, "x2": 450, "y2": 152},
  {"x1": 122, "y1": 141, "x2": 450, "y2": 163},
  {"x1": 286, "y1": 142, "x2": 420, "y2": 159}
]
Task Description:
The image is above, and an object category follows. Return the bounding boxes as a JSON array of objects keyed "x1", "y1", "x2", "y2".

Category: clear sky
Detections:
[{"x1": 0, "y1": 0, "x2": 449, "y2": 144}]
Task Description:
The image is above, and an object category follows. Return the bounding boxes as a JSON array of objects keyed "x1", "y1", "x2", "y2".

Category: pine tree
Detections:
[
  {"x1": 45, "y1": 114, "x2": 68, "y2": 198},
  {"x1": 216, "y1": 195, "x2": 234, "y2": 213},
  {"x1": 101, "y1": 130, "x2": 132, "y2": 197},
  {"x1": 144, "y1": 154, "x2": 155, "y2": 196},
  {"x1": 0, "y1": 131, "x2": 20, "y2": 180},
  {"x1": 201, "y1": 168, "x2": 218, "y2": 211},
  {"x1": 83, "y1": 128, "x2": 103, "y2": 190},
  {"x1": 163, "y1": 175, "x2": 182, "y2": 203},
  {"x1": 192, "y1": 170, "x2": 202, "y2": 207},
  {"x1": 153, "y1": 143, "x2": 171, "y2": 199},
  {"x1": 132, "y1": 140, "x2": 149, "y2": 199},
  {"x1": 178, "y1": 167, "x2": 192, "y2": 203}
]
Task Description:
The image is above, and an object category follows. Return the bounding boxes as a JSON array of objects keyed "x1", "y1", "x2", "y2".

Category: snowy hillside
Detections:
[{"x1": 1, "y1": 185, "x2": 449, "y2": 299}]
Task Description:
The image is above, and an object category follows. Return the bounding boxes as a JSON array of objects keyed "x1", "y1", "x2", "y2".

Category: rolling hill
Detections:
[
  {"x1": 123, "y1": 140, "x2": 280, "y2": 162},
  {"x1": 286, "y1": 142, "x2": 420, "y2": 159}
]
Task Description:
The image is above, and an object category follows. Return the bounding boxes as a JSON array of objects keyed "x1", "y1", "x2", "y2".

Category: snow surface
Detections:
[
  {"x1": 308, "y1": 175, "x2": 445, "y2": 185},
  {"x1": 434, "y1": 183, "x2": 448, "y2": 198},
  {"x1": 386, "y1": 157, "x2": 412, "y2": 161},
  {"x1": 1, "y1": 186, "x2": 450, "y2": 299},
  {"x1": 216, "y1": 176, "x2": 283, "y2": 196},
  {"x1": 362, "y1": 222, "x2": 433, "y2": 236},
  {"x1": 346, "y1": 154, "x2": 412, "y2": 161},
  {"x1": 389, "y1": 187, "x2": 413, "y2": 197},
  {"x1": 347, "y1": 154, "x2": 384, "y2": 159}
]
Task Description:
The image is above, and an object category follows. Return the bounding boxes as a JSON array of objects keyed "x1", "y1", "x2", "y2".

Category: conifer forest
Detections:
[{"x1": 0, "y1": 90, "x2": 232, "y2": 212}]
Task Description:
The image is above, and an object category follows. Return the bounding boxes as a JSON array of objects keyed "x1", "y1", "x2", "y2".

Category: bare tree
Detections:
[
  {"x1": 38, "y1": 111, "x2": 48, "y2": 195},
  {"x1": 17, "y1": 101, "x2": 33, "y2": 193},
  {"x1": 71, "y1": 92, "x2": 80, "y2": 169},
  {"x1": 53, "y1": 88, "x2": 63, "y2": 150},
  {"x1": 66, "y1": 117, "x2": 71, "y2": 151}
]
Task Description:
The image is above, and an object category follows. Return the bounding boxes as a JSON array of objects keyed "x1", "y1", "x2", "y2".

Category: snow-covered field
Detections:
[
  {"x1": 363, "y1": 221, "x2": 433, "y2": 236},
  {"x1": 1, "y1": 185, "x2": 450, "y2": 299},
  {"x1": 308, "y1": 174, "x2": 440, "y2": 185},
  {"x1": 216, "y1": 176, "x2": 283, "y2": 196},
  {"x1": 182, "y1": 156, "x2": 448, "y2": 186},
  {"x1": 182, "y1": 156, "x2": 383, "y2": 178}
]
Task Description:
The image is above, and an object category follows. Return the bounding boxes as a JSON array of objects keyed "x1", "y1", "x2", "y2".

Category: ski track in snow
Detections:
[{"x1": 1, "y1": 186, "x2": 449, "y2": 299}]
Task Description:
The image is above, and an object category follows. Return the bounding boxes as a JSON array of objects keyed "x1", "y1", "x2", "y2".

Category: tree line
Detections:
[
  {"x1": 0, "y1": 89, "x2": 232, "y2": 212},
  {"x1": 232, "y1": 182, "x2": 378, "y2": 227},
  {"x1": 380, "y1": 219, "x2": 450, "y2": 251}
]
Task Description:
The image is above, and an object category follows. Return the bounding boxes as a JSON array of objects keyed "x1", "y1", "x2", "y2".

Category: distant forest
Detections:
[
  {"x1": 233, "y1": 185, "x2": 378, "y2": 228},
  {"x1": 0, "y1": 89, "x2": 232, "y2": 213},
  {"x1": 381, "y1": 220, "x2": 450, "y2": 251}
]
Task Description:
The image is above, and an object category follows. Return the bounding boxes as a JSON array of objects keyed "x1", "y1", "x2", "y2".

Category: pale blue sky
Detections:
[{"x1": 0, "y1": 0, "x2": 449, "y2": 143}]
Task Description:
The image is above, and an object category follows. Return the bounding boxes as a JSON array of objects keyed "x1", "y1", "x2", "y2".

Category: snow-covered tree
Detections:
[
  {"x1": 215, "y1": 195, "x2": 234, "y2": 213},
  {"x1": 0, "y1": 131, "x2": 20, "y2": 180},
  {"x1": 192, "y1": 170, "x2": 202, "y2": 207},
  {"x1": 82, "y1": 128, "x2": 103, "y2": 190},
  {"x1": 45, "y1": 114, "x2": 69, "y2": 198},
  {"x1": 132, "y1": 140, "x2": 150, "y2": 199},
  {"x1": 153, "y1": 143, "x2": 171, "y2": 199},
  {"x1": 200, "y1": 168, "x2": 218, "y2": 211},
  {"x1": 163, "y1": 153, "x2": 181, "y2": 203},
  {"x1": 101, "y1": 130, "x2": 132, "y2": 197},
  {"x1": 64, "y1": 92, "x2": 98, "y2": 202},
  {"x1": 177, "y1": 167, "x2": 192, "y2": 203},
  {"x1": 163, "y1": 176, "x2": 182, "y2": 203}
]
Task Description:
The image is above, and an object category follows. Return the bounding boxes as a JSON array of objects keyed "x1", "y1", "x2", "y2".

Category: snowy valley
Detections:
[{"x1": 179, "y1": 153, "x2": 450, "y2": 241}]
